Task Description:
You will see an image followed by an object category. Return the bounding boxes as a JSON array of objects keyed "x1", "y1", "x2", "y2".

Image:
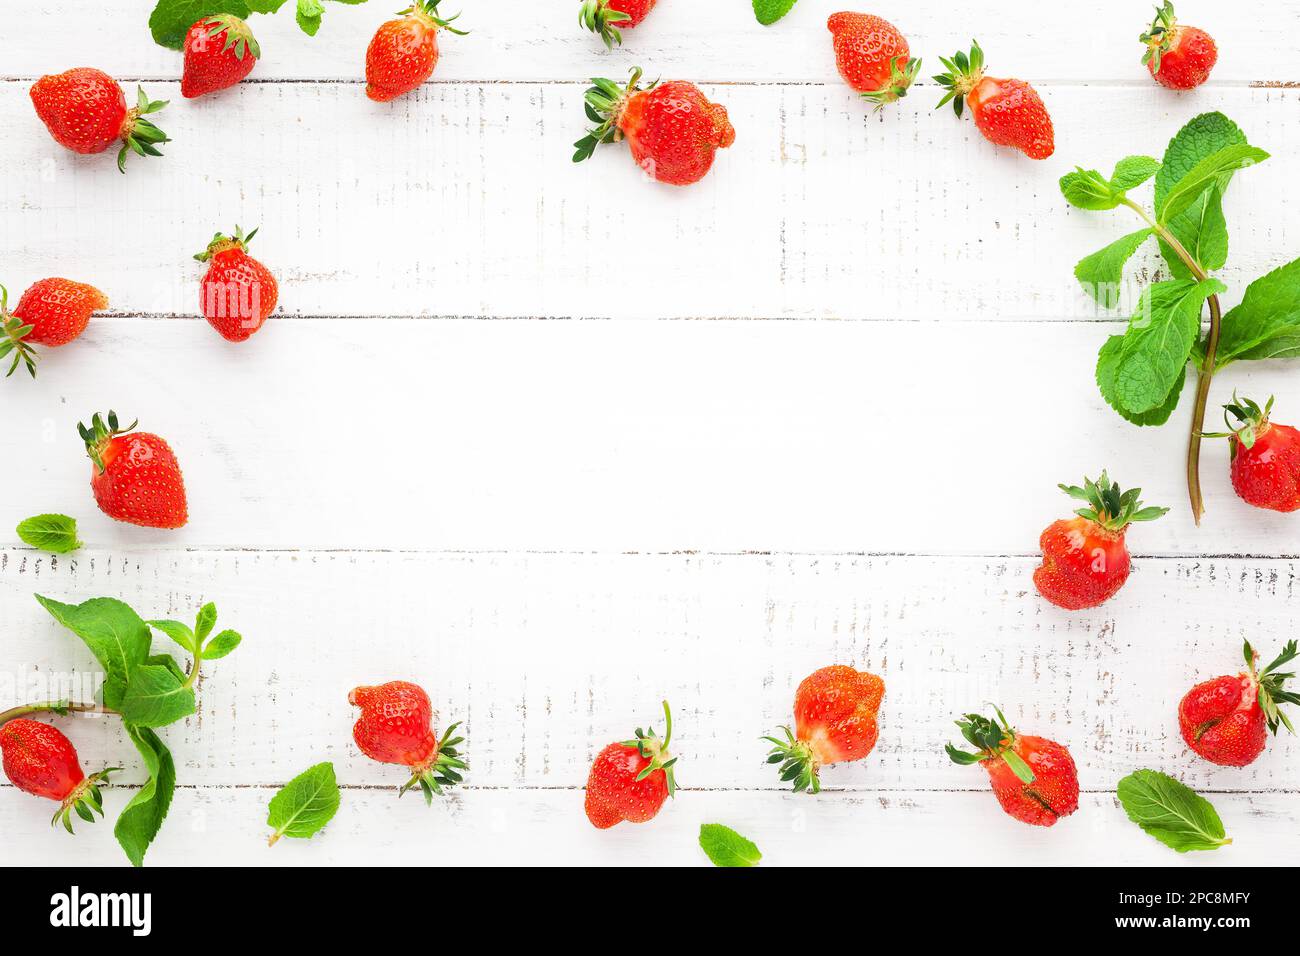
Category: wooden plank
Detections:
[
  {"x1": 0, "y1": 787, "x2": 1292, "y2": 866},
  {"x1": 1, "y1": 320, "x2": 1295, "y2": 553},
  {"x1": 3, "y1": 550, "x2": 1297, "y2": 793},
  {"x1": 4, "y1": 85, "x2": 1297, "y2": 322},
  {"x1": 6, "y1": 0, "x2": 1299, "y2": 84}
]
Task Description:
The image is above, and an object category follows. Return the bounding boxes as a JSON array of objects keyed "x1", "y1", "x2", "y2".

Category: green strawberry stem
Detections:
[
  {"x1": 1118, "y1": 196, "x2": 1222, "y2": 525},
  {"x1": 0, "y1": 700, "x2": 116, "y2": 728}
]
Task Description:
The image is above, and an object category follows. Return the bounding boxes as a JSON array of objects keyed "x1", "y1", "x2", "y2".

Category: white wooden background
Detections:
[{"x1": 2, "y1": 0, "x2": 1298, "y2": 865}]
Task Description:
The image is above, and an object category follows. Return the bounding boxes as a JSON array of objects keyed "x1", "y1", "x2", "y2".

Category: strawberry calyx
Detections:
[
  {"x1": 945, "y1": 706, "x2": 1036, "y2": 784},
  {"x1": 861, "y1": 55, "x2": 923, "y2": 110},
  {"x1": 202, "y1": 14, "x2": 261, "y2": 61},
  {"x1": 117, "y1": 86, "x2": 169, "y2": 174},
  {"x1": 78, "y1": 410, "x2": 138, "y2": 474},
  {"x1": 1057, "y1": 470, "x2": 1168, "y2": 534},
  {"x1": 398, "y1": 721, "x2": 468, "y2": 805},
  {"x1": 933, "y1": 40, "x2": 985, "y2": 117},
  {"x1": 1204, "y1": 392, "x2": 1274, "y2": 453},
  {"x1": 762, "y1": 725, "x2": 823, "y2": 794},
  {"x1": 1247, "y1": 639, "x2": 1299, "y2": 736},
  {"x1": 195, "y1": 224, "x2": 259, "y2": 262},
  {"x1": 404, "y1": 0, "x2": 469, "y2": 35},
  {"x1": 619, "y1": 699, "x2": 679, "y2": 796},
  {"x1": 52, "y1": 766, "x2": 119, "y2": 834},
  {"x1": 1140, "y1": 1, "x2": 1180, "y2": 73},
  {"x1": 572, "y1": 66, "x2": 657, "y2": 163},
  {"x1": 578, "y1": 0, "x2": 632, "y2": 50},
  {"x1": 0, "y1": 284, "x2": 39, "y2": 379}
]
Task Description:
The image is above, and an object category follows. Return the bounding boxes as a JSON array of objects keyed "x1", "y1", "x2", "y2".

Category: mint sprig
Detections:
[
  {"x1": 1116, "y1": 770, "x2": 1231, "y2": 853},
  {"x1": 268, "y1": 762, "x2": 341, "y2": 845},
  {"x1": 16, "y1": 514, "x2": 81, "y2": 554},
  {"x1": 699, "y1": 823, "x2": 762, "y2": 867},
  {"x1": 752, "y1": 0, "x2": 798, "y2": 26}
]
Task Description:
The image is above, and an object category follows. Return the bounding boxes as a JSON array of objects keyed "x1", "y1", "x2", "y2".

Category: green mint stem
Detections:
[
  {"x1": 0, "y1": 700, "x2": 116, "y2": 727},
  {"x1": 1121, "y1": 198, "x2": 1221, "y2": 525}
]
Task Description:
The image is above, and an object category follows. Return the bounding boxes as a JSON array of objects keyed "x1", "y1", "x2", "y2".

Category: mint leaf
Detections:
[
  {"x1": 1074, "y1": 228, "x2": 1153, "y2": 307},
  {"x1": 1060, "y1": 168, "x2": 1121, "y2": 211},
  {"x1": 1109, "y1": 155, "x2": 1160, "y2": 192},
  {"x1": 1097, "y1": 335, "x2": 1187, "y2": 426},
  {"x1": 296, "y1": 0, "x2": 323, "y2": 35},
  {"x1": 36, "y1": 595, "x2": 151, "y2": 709},
  {"x1": 1116, "y1": 769, "x2": 1231, "y2": 853},
  {"x1": 149, "y1": 0, "x2": 252, "y2": 49},
  {"x1": 194, "y1": 602, "x2": 217, "y2": 644},
  {"x1": 699, "y1": 823, "x2": 762, "y2": 867},
  {"x1": 1166, "y1": 186, "x2": 1229, "y2": 280},
  {"x1": 115, "y1": 725, "x2": 176, "y2": 867},
  {"x1": 1156, "y1": 113, "x2": 1246, "y2": 276},
  {"x1": 268, "y1": 762, "x2": 340, "y2": 844},
  {"x1": 118, "y1": 663, "x2": 196, "y2": 727},
  {"x1": 1158, "y1": 143, "x2": 1268, "y2": 225},
  {"x1": 1216, "y1": 255, "x2": 1300, "y2": 366},
  {"x1": 202, "y1": 629, "x2": 242, "y2": 660},
  {"x1": 1112, "y1": 278, "x2": 1225, "y2": 413},
  {"x1": 16, "y1": 514, "x2": 82, "y2": 554},
  {"x1": 753, "y1": 0, "x2": 798, "y2": 26},
  {"x1": 245, "y1": 0, "x2": 288, "y2": 10},
  {"x1": 147, "y1": 619, "x2": 196, "y2": 653}
]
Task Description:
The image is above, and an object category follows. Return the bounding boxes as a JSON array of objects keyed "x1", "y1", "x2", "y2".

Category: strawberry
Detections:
[
  {"x1": 578, "y1": 0, "x2": 657, "y2": 49},
  {"x1": 826, "y1": 12, "x2": 919, "y2": 109},
  {"x1": 0, "y1": 279, "x2": 108, "y2": 378},
  {"x1": 364, "y1": 1, "x2": 468, "y2": 103},
  {"x1": 30, "y1": 69, "x2": 169, "y2": 173},
  {"x1": 1179, "y1": 640, "x2": 1298, "y2": 767},
  {"x1": 574, "y1": 67, "x2": 735, "y2": 186},
  {"x1": 0, "y1": 718, "x2": 116, "y2": 832},
  {"x1": 1141, "y1": 1, "x2": 1217, "y2": 91},
  {"x1": 763, "y1": 664, "x2": 884, "y2": 793},
  {"x1": 349, "y1": 681, "x2": 467, "y2": 803},
  {"x1": 182, "y1": 15, "x2": 260, "y2": 99},
  {"x1": 934, "y1": 41, "x2": 1054, "y2": 160},
  {"x1": 584, "y1": 700, "x2": 678, "y2": 829},
  {"x1": 946, "y1": 707, "x2": 1079, "y2": 827},
  {"x1": 1209, "y1": 395, "x2": 1300, "y2": 513},
  {"x1": 78, "y1": 410, "x2": 188, "y2": 529},
  {"x1": 1033, "y1": 471, "x2": 1167, "y2": 611},
  {"x1": 194, "y1": 226, "x2": 278, "y2": 342}
]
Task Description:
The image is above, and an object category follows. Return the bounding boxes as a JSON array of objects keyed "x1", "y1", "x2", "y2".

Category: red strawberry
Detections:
[
  {"x1": 349, "y1": 681, "x2": 467, "y2": 803},
  {"x1": 947, "y1": 707, "x2": 1079, "y2": 827},
  {"x1": 578, "y1": 0, "x2": 657, "y2": 49},
  {"x1": 1179, "y1": 640, "x2": 1298, "y2": 767},
  {"x1": 1211, "y1": 395, "x2": 1300, "y2": 513},
  {"x1": 1141, "y1": 1, "x2": 1217, "y2": 91},
  {"x1": 1033, "y1": 471, "x2": 1167, "y2": 610},
  {"x1": 78, "y1": 410, "x2": 188, "y2": 529},
  {"x1": 194, "y1": 226, "x2": 278, "y2": 342},
  {"x1": 365, "y1": 1, "x2": 468, "y2": 103},
  {"x1": 584, "y1": 700, "x2": 678, "y2": 829},
  {"x1": 574, "y1": 68, "x2": 735, "y2": 186},
  {"x1": 763, "y1": 665, "x2": 884, "y2": 793},
  {"x1": 934, "y1": 41, "x2": 1054, "y2": 160},
  {"x1": 826, "y1": 12, "x2": 919, "y2": 109},
  {"x1": 30, "y1": 69, "x2": 169, "y2": 173},
  {"x1": 182, "y1": 15, "x2": 260, "y2": 99},
  {"x1": 0, "y1": 718, "x2": 116, "y2": 832},
  {"x1": 1, "y1": 279, "x2": 108, "y2": 378}
]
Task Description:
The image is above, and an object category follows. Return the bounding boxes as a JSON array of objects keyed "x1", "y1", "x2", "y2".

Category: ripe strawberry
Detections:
[
  {"x1": 934, "y1": 41, "x2": 1054, "y2": 160},
  {"x1": 826, "y1": 12, "x2": 919, "y2": 109},
  {"x1": 1179, "y1": 640, "x2": 1298, "y2": 767},
  {"x1": 1141, "y1": 1, "x2": 1217, "y2": 91},
  {"x1": 578, "y1": 0, "x2": 657, "y2": 49},
  {"x1": 30, "y1": 69, "x2": 169, "y2": 173},
  {"x1": 947, "y1": 707, "x2": 1079, "y2": 827},
  {"x1": 1209, "y1": 395, "x2": 1300, "y2": 512},
  {"x1": 584, "y1": 700, "x2": 678, "y2": 829},
  {"x1": 1033, "y1": 471, "x2": 1167, "y2": 611},
  {"x1": 364, "y1": 1, "x2": 468, "y2": 103},
  {"x1": 78, "y1": 410, "x2": 188, "y2": 529},
  {"x1": 574, "y1": 68, "x2": 735, "y2": 186},
  {"x1": 349, "y1": 681, "x2": 467, "y2": 803},
  {"x1": 0, "y1": 718, "x2": 116, "y2": 832},
  {"x1": 0, "y1": 279, "x2": 108, "y2": 378},
  {"x1": 763, "y1": 664, "x2": 884, "y2": 793},
  {"x1": 194, "y1": 226, "x2": 278, "y2": 342},
  {"x1": 182, "y1": 15, "x2": 260, "y2": 99}
]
